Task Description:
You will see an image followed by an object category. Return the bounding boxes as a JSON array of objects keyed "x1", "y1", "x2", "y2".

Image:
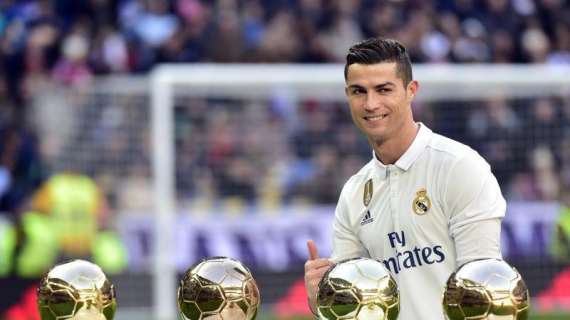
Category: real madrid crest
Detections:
[
  {"x1": 413, "y1": 188, "x2": 431, "y2": 215},
  {"x1": 363, "y1": 179, "x2": 373, "y2": 207}
]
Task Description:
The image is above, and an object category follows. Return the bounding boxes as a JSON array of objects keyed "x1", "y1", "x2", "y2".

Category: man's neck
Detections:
[{"x1": 372, "y1": 122, "x2": 420, "y2": 165}]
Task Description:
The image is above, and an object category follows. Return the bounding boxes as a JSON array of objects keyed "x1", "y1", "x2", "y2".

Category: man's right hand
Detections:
[{"x1": 304, "y1": 240, "x2": 334, "y2": 314}]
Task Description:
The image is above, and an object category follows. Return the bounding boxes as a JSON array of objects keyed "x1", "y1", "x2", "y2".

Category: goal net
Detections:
[{"x1": 26, "y1": 63, "x2": 570, "y2": 319}]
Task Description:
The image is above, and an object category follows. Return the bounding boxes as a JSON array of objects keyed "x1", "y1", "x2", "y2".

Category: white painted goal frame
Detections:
[{"x1": 150, "y1": 63, "x2": 570, "y2": 320}]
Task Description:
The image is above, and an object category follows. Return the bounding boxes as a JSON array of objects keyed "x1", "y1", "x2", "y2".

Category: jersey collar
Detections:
[{"x1": 373, "y1": 122, "x2": 433, "y2": 171}]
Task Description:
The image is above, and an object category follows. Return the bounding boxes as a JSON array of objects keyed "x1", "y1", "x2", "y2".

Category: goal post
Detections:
[
  {"x1": 149, "y1": 63, "x2": 570, "y2": 320},
  {"x1": 151, "y1": 73, "x2": 177, "y2": 320},
  {"x1": 151, "y1": 63, "x2": 570, "y2": 100}
]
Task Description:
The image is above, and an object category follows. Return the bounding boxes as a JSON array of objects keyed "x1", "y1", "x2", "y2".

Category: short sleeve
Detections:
[
  {"x1": 454, "y1": 218, "x2": 502, "y2": 266},
  {"x1": 331, "y1": 184, "x2": 369, "y2": 261},
  {"x1": 443, "y1": 152, "x2": 506, "y2": 238}
]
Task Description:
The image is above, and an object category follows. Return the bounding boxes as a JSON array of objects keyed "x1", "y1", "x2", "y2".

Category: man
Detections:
[
  {"x1": 28, "y1": 170, "x2": 126, "y2": 273},
  {"x1": 304, "y1": 37, "x2": 506, "y2": 319}
]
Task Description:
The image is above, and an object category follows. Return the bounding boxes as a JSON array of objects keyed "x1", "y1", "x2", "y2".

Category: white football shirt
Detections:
[{"x1": 331, "y1": 123, "x2": 506, "y2": 320}]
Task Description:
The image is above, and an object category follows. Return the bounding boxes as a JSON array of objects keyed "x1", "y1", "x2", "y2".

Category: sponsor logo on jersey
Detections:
[
  {"x1": 412, "y1": 188, "x2": 431, "y2": 215},
  {"x1": 384, "y1": 231, "x2": 446, "y2": 274},
  {"x1": 360, "y1": 210, "x2": 374, "y2": 225},
  {"x1": 382, "y1": 245, "x2": 446, "y2": 274},
  {"x1": 363, "y1": 179, "x2": 373, "y2": 207}
]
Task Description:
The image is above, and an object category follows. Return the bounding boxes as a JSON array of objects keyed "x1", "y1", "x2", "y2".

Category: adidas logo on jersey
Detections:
[{"x1": 361, "y1": 210, "x2": 374, "y2": 225}]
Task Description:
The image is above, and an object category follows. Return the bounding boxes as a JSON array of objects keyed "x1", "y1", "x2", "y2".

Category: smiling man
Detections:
[{"x1": 304, "y1": 38, "x2": 507, "y2": 319}]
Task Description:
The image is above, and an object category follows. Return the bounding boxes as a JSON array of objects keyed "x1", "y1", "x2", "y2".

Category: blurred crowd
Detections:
[
  {"x1": 170, "y1": 95, "x2": 570, "y2": 208},
  {"x1": 0, "y1": 0, "x2": 570, "y2": 215}
]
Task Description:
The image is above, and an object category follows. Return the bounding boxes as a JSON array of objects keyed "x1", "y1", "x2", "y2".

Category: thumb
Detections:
[{"x1": 307, "y1": 239, "x2": 319, "y2": 260}]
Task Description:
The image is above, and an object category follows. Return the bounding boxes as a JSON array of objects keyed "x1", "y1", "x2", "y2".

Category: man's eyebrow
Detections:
[
  {"x1": 374, "y1": 82, "x2": 395, "y2": 89},
  {"x1": 347, "y1": 82, "x2": 396, "y2": 89}
]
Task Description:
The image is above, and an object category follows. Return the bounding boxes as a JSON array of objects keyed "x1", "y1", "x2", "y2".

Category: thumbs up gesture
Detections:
[{"x1": 304, "y1": 240, "x2": 334, "y2": 313}]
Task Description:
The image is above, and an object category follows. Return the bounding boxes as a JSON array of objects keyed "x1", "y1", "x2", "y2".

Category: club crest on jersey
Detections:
[
  {"x1": 363, "y1": 179, "x2": 373, "y2": 207},
  {"x1": 412, "y1": 188, "x2": 431, "y2": 215}
]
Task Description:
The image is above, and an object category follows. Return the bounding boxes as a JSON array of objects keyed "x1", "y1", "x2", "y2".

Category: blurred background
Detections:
[{"x1": 0, "y1": 0, "x2": 570, "y2": 319}]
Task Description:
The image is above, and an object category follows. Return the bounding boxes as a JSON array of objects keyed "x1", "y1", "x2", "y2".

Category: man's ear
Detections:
[{"x1": 407, "y1": 80, "x2": 419, "y2": 100}]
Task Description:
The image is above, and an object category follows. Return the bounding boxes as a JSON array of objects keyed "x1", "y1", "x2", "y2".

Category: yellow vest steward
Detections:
[{"x1": 34, "y1": 173, "x2": 101, "y2": 255}]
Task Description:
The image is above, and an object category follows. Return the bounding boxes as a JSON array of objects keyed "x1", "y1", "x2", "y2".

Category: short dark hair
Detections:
[{"x1": 344, "y1": 37, "x2": 413, "y2": 86}]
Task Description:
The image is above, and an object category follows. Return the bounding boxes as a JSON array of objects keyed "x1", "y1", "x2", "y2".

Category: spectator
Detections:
[{"x1": 0, "y1": 124, "x2": 43, "y2": 214}]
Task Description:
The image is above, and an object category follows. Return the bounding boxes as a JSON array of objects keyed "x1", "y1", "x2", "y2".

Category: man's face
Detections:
[{"x1": 345, "y1": 62, "x2": 418, "y2": 143}]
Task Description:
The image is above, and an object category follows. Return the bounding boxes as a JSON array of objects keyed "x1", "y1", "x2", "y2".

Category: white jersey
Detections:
[{"x1": 331, "y1": 123, "x2": 506, "y2": 320}]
